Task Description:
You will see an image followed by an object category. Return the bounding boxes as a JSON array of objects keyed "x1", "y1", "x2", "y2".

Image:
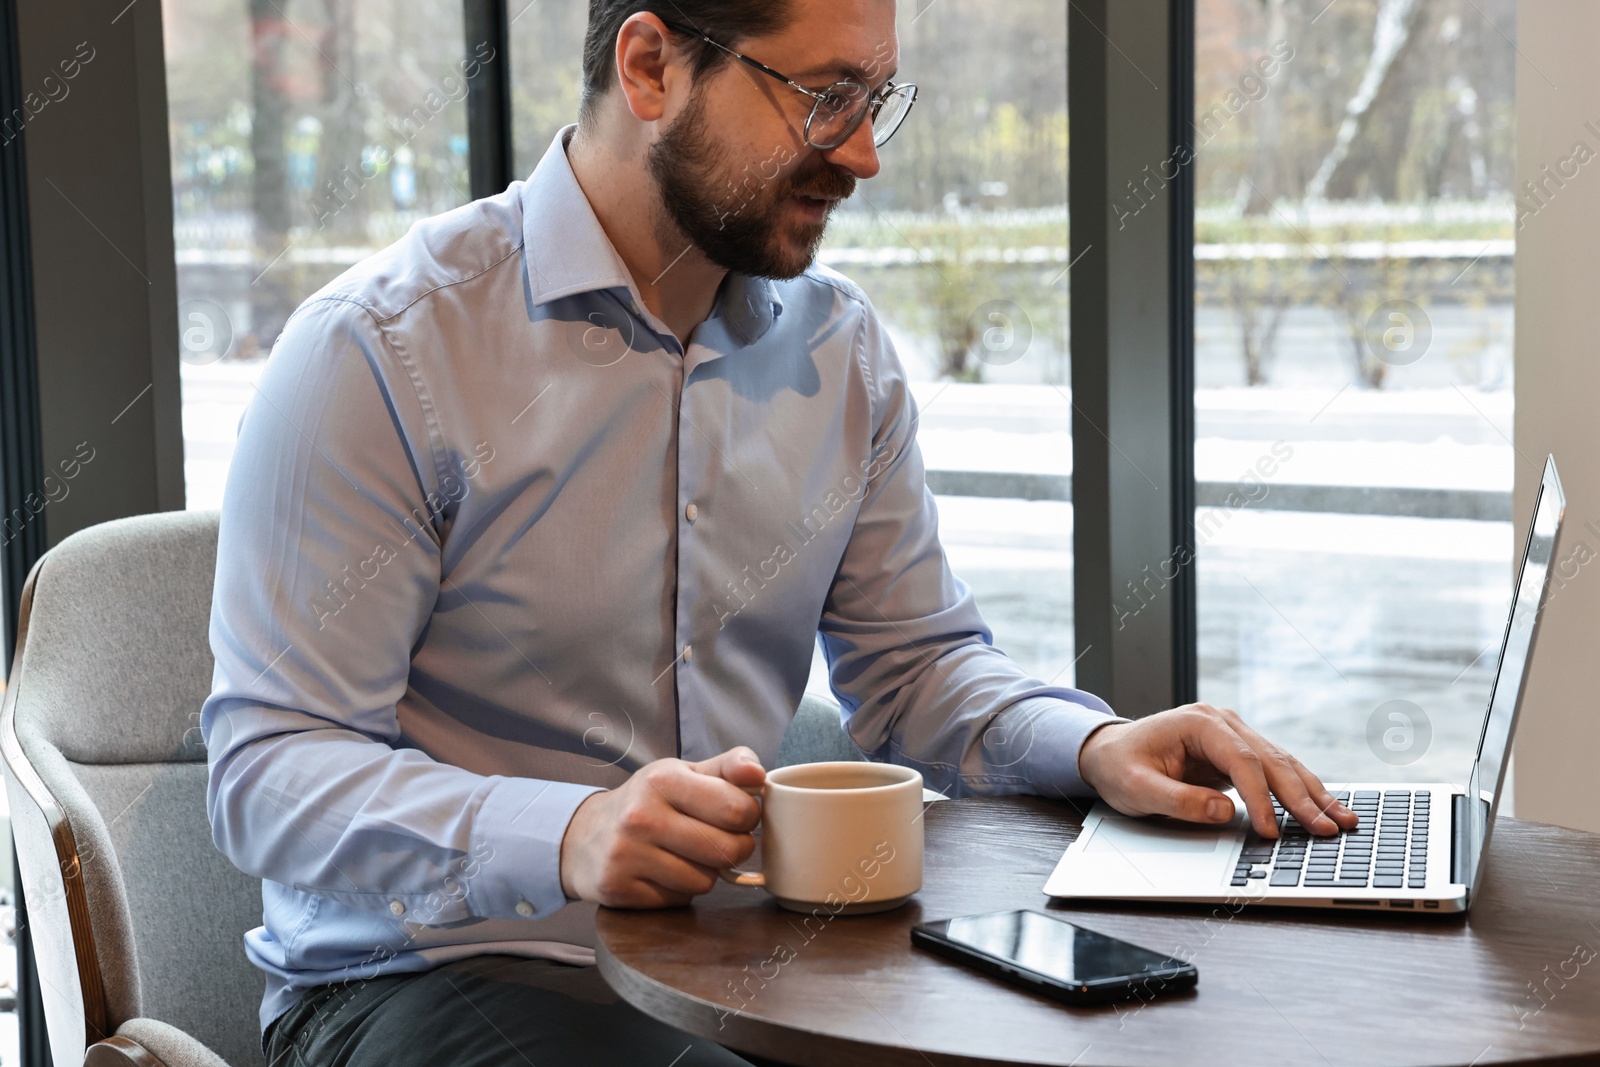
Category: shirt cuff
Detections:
[
  {"x1": 1002, "y1": 697, "x2": 1133, "y2": 798},
  {"x1": 470, "y1": 776, "x2": 606, "y2": 920}
]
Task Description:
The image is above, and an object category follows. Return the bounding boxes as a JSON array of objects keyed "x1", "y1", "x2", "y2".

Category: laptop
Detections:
[{"x1": 1043, "y1": 454, "x2": 1565, "y2": 915}]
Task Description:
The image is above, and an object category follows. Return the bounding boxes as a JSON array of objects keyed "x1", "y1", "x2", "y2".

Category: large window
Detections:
[
  {"x1": 1194, "y1": 0, "x2": 1518, "y2": 783},
  {"x1": 165, "y1": 0, "x2": 473, "y2": 509},
  {"x1": 821, "y1": 1, "x2": 1073, "y2": 688},
  {"x1": 165, "y1": 1, "x2": 1076, "y2": 689},
  {"x1": 508, "y1": 0, "x2": 584, "y2": 178}
]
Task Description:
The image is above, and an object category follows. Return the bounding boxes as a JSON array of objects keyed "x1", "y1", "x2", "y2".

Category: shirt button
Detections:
[
  {"x1": 682, "y1": 645, "x2": 694, "y2": 664},
  {"x1": 685, "y1": 502, "x2": 699, "y2": 523},
  {"x1": 388, "y1": 900, "x2": 405, "y2": 916},
  {"x1": 515, "y1": 900, "x2": 534, "y2": 918}
]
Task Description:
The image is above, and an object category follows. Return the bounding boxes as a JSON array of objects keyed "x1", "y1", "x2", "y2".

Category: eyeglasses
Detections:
[{"x1": 661, "y1": 21, "x2": 918, "y2": 150}]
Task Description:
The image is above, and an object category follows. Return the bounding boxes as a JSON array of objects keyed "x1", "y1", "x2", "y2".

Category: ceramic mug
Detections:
[{"x1": 720, "y1": 761, "x2": 924, "y2": 914}]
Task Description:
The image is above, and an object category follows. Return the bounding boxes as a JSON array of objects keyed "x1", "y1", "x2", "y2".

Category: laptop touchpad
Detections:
[
  {"x1": 1086, "y1": 817, "x2": 1228, "y2": 853},
  {"x1": 1056, "y1": 815, "x2": 1237, "y2": 893}
]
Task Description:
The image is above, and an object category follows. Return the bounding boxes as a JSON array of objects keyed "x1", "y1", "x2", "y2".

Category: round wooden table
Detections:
[{"x1": 595, "y1": 796, "x2": 1600, "y2": 1067}]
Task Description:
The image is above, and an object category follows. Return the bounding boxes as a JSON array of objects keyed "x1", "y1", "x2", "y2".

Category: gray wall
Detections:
[
  {"x1": 1511, "y1": 0, "x2": 1600, "y2": 832},
  {"x1": 17, "y1": 0, "x2": 184, "y2": 547}
]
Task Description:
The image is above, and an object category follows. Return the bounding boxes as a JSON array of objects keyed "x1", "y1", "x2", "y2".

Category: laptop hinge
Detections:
[{"x1": 1451, "y1": 793, "x2": 1471, "y2": 885}]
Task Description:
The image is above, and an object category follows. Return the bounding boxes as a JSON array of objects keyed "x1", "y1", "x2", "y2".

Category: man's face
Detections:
[{"x1": 646, "y1": 0, "x2": 899, "y2": 280}]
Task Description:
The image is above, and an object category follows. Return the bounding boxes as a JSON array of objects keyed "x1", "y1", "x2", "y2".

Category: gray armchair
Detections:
[
  {"x1": 1, "y1": 510, "x2": 260, "y2": 1067},
  {"x1": 1, "y1": 509, "x2": 857, "y2": 1066}
]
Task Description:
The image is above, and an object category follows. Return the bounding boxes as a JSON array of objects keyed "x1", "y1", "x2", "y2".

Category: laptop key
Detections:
[
  {"x1": 1270, "y1": 871, "x2": 1301, "y2": 887},
  {"x1": 1373, "y1": 876, "x2": 1403, "y2": 888}
]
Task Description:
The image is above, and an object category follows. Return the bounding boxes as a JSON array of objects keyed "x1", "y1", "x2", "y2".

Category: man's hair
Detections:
[{"x1": 580, "y1": 1, "x2": 795, "y2": 121}]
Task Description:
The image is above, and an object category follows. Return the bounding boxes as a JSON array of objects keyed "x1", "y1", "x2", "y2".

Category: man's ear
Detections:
[{"x1": 613, "y1": 13, "x2": 685, "y2": 124}]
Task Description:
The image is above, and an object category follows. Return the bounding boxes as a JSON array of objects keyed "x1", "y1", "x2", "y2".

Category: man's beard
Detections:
[{"x1": 647, "y1": 89, "x2": 857, "y2": 280}]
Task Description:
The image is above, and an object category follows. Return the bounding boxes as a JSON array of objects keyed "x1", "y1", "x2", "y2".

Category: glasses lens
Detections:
[
  {"x1": 871, "y1": 84, "x2": 917, "y2": 147},
  {"x1": 806, "y1": 81, "x2": 870, "y2": 148}
]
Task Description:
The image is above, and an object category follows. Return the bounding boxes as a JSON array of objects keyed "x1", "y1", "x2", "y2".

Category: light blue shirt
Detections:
[{"x1": 202, "y1": 127, "x2": 1122, "y2": 1036}]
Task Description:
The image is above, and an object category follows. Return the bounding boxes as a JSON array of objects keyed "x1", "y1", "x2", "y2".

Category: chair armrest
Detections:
[
  {"x1": 84, "y1": 1019, "x2": 232, "y2": 1067},
  {"x1": 84, "y1": 1037, "x2": 167, "y2": 1067}
]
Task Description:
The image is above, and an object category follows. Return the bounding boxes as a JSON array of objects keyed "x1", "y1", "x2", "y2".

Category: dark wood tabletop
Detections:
[{"x1": 595, "y1": 795, "x2": 1600, "y2": 1067}]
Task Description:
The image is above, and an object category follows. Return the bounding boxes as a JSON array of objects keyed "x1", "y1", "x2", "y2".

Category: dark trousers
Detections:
[{"x1": 264, "y1": 954, "x2": 759, "y2": 1067}]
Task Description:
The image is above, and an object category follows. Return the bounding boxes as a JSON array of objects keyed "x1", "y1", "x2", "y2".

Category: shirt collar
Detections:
[
  {"x1": 712, "y1": 272, "x2": 785, "y2": 347},
  {"x1": 520, "y1": 126, "x2": 785, "y2": 348}
]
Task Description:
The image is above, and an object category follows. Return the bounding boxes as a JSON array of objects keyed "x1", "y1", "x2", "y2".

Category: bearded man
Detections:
[{"x1": 202, "y1": 2, "x2": 1356, "y2": 1063}]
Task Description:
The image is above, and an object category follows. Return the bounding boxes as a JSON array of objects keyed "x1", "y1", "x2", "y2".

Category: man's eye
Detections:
[{"x1": 819, "y1": 92, "x2": 852, "y2": 114}]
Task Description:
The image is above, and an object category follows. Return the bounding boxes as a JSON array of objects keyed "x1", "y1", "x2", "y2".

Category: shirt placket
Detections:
[{"x1": 671, "y1": 344, "x2": 701, "y2": 759}]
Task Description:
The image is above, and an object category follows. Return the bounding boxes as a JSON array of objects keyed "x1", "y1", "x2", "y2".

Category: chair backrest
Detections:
[
  {"x1": 1, "y1": 511, "x2": 265, "y2": 1067},
  {"x1": 777, "y1": 691, "x2": 865, "y2": 767}
]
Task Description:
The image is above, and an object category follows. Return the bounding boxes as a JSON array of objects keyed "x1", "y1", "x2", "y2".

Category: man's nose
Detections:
[{"x1": 822, "y1": 114, "x2": 882, "y2": 181}]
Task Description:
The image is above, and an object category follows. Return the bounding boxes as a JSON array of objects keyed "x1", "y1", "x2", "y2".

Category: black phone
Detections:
[{"x1": 911, "y1": 909, "x2": 1198, "y2": 1005}]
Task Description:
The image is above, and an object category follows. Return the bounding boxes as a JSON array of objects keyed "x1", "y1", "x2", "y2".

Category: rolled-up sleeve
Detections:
[
  {"x1": 819, "y1": 307, "x2": 1129, "y2": 799},
  {"x1": 201, "y1": 297, "x2": 600, "y2": 926}
]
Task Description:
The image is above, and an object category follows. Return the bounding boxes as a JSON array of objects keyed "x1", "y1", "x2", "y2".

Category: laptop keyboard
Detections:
[{"x1": 1229, "y1": 790, "x2": 1429, "y2": 890}]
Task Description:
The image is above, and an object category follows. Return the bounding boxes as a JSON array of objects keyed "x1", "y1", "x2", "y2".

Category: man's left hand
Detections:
[{"x1": 1076, "y1": 703, "x2": 1360, "y2": 838}]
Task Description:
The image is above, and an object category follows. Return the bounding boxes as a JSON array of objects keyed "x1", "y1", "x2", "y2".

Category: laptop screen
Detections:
[{"x1": 1465, "y1": 455, "x2": 1564, "y2": 892}]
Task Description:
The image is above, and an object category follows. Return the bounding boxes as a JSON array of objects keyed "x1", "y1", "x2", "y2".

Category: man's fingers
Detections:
[
  {"x1": 1280, "y1": 754, "x2": 1358, "y2": 833},
  {"x1": 638, "y1": 848, "x2": 721, "y2": 898},
  {"x1": 653, "y1": 760, "x2": 762, "y2": 832},
  {"x1": 652, "y1": 808, "x2": 755, "y2": 871},
  {"x1": 1126, "y1": 767, "x2": 1237, "y2": 826},
  {"x1": 608, "y1": 875, "x2": 699, "y2": 910},
  {"x1": 1187, "y1": 713, "x2": 1278, "y2": 837},
  {"x1": 691, "y1": 747, "x2": 768, "y2": 790},
  {"x1": 1214, "y1": 710, "x2": 1354, "y2": 835}
]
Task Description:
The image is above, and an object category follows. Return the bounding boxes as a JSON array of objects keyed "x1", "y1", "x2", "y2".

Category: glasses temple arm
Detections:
[{"x1": 660, "y1": 21, "x2": 824, "y2": 103}]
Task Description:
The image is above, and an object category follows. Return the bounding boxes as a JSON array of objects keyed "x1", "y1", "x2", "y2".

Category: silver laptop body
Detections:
[{"x1": 1043, "y1": 455, "x2": 1565, "y2": 915}]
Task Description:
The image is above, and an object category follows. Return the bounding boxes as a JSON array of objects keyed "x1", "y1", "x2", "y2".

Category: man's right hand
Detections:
[{"x1": 558, "y1": 747, "x2": 766, "y2": 908}]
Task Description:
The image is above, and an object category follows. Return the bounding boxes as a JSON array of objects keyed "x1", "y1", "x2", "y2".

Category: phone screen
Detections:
[{"x1": 927, "y1": 910, "x2": 1184, "y2": 986}]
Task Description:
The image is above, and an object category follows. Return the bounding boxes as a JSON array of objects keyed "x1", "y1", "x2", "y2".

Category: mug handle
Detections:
[{"x1": 718, "y1": 784, "x2": 766, "y2": 888}]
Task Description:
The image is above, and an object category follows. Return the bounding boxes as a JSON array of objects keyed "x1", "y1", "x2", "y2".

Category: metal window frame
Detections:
[
  {"x1": 464, "y1": 0, "x2": 515, "y2": 198},
  {"x1": 1, "y1": 0, "x2": 50, "y2": 1062},
  {"x1": 1068, "y1": 0, "x2": 1197, "y2": 715}
]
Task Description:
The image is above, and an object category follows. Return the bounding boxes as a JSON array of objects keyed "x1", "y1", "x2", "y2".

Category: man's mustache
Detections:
[{"x1": 788, "y1": 166, "x2": 857, "y2": 203}]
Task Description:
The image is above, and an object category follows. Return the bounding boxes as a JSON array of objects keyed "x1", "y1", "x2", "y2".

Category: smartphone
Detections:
[{"x1": 911, "y1": 909, "x2": 1197, "y2": 1005}]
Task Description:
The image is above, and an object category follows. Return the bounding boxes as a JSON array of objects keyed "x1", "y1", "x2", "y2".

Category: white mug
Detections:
[{"x1": 720, "y1": 761, "x2": 924, "y2": 914}]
